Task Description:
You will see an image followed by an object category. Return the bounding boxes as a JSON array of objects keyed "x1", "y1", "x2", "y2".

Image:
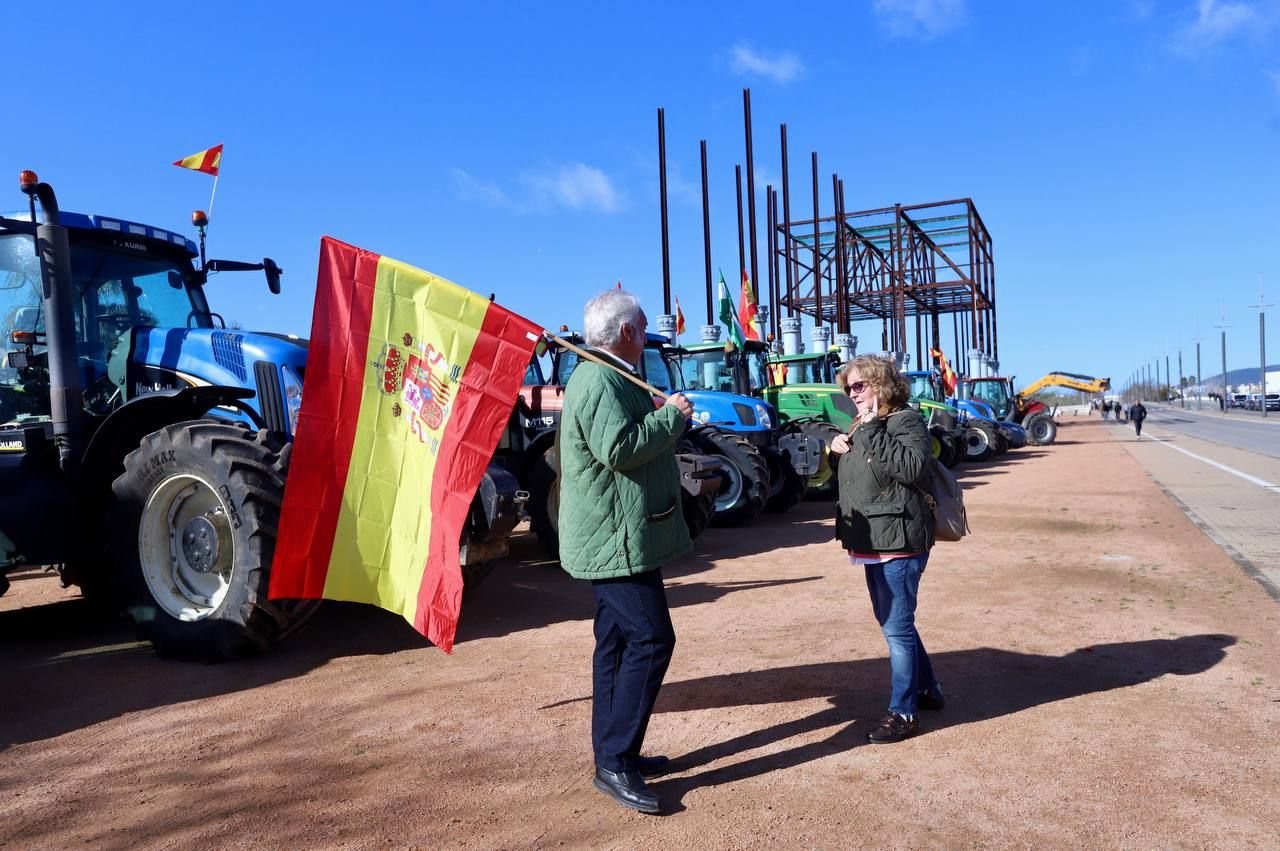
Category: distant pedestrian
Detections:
[
  {"x1": 1130, "y1": 400, "x2": 1147, "y2": 439},
  {"x1": 1115, "y1": 403, "x2": 1125, "y2": 423},
  {"x1": 1101, "y1": 400, "x2": 1111, "y2": 421},
  {"x1": 831, "y1": 355, "x2": 943, "y2": 745},
  {"x1": 558, "y1": 289, "x2": 695, "y2": 814}
]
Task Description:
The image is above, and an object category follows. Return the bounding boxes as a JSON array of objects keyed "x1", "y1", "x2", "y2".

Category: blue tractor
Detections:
[
  {"x1": 550, "y1": 333, "x2": 817, "y2": 527},
  {"x1": 0, "y1": 172, "x2": 520, "y2": 660},
  {"x1": 655, "y1": 338, "x2": 819, "y2": 525}
]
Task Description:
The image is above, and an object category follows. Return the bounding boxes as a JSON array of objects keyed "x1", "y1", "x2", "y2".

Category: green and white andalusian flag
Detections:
[{"x1": 717, "y1": 270, "x2": 746, "y2": 349}]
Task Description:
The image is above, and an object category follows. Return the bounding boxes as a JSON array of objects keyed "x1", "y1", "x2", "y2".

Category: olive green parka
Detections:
[{"x1": 835, "y1": 409, "x2": 935, "y2": 554}]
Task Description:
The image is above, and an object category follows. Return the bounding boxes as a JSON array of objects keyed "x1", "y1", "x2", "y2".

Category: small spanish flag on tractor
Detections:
[
  {"x1": 930, "y1": 347, "x2": 958, "y2": 396},
  {"x1": 172, "y1": 144, "x2": 223, "y2": 176},
  {"x1": 268, "y1": 237, "x2": 543, "y2": 652},
  {"x1": 674, "y1": 294, "x2": 686, "y2": 337},
  {"x1": 738, "y1": 269, "x2": 762, "y2": 342}
]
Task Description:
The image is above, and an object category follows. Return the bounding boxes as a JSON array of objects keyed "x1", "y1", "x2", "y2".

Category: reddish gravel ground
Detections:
[{"x1": 2, "y1": 419, "x2": 1278, "y2": 849}]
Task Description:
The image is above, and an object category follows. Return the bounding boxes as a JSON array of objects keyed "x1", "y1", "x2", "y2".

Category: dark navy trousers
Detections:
[{"x1": 590, "y1": 567, "x2": 676, "y2": 773}]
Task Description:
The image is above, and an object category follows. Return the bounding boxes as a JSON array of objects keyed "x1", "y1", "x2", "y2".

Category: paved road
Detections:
[
  {"x1": 1108, "y1": 410, "x2": 1280, "y2": 600},
  {"x1": 1134, "y1": 403, "x2": 1280, "y2": 460}
]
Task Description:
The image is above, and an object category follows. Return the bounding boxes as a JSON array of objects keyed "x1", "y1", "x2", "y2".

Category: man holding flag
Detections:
[{"x1": 558, "y1": 288, "x2": 694, "y2": 815}]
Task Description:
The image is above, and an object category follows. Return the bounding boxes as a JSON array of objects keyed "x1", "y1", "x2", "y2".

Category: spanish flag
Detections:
[
  {"x1": 930, "y1": 347, "x2": 958, "y2": 396},
  {"x1": 268, "y1": 237, "x2": 543, "y2": 652},
  {"x1": 674, "y1": 294, "x2": 686, "y2": 337},
  {"x1": 738, "y1": 269, "x2": 762, "y2": 342},
  {"x1": 172, "y1": 144, "x2": 223, "y2": 177}
]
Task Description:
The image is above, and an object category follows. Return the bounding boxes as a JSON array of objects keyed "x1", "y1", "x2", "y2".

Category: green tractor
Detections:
[
  {"x1": 753, "y1": 347, "x2": 854, "y2": 499},
  {"x1": 902, "y1": 370, "x2": 966, "y2": 468}
]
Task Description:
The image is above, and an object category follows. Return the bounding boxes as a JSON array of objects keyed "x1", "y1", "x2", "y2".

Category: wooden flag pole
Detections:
[{"x1": 544, "y1": 332, "x2": 671, "y2": 400}]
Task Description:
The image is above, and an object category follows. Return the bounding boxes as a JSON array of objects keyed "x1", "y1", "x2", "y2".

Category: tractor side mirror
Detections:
[
  {"x1": 168, "y1": 270, "x2": 185, "y2": 290},
  {"x1": 263, "y1": 258, "x2": 282, "y2": 295}
]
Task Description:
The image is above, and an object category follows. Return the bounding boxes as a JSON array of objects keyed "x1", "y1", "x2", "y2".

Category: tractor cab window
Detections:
[
  {"x1": 740, "y1": 351, "x2": 769, "y2": 392},
  {"x1": 674, "y1": 349, "x2": 734, "y2": 392},
  {"x1": 909, "y1": 374, "x2": 940, "y2": 402},
  {"x1": 969, "y1": 379, "x2": 1009, "y2": 414},
  {"x1": 70, "y1": 245, "x2": 206, "y2": 415},
  {"x1": 0, "y1": 233, "x2": 47, "y2": 423},
  {"x1": 640, "y1": 347, "x2": 679, "y2": 393}
]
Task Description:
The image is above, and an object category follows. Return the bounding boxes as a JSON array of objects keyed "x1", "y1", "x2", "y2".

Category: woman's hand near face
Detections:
[
  {"x1": 830, "y1": 433, "x2": 851, "y2": 454},
  {"x1": 858, "y1": 394, "x2": 881, "y2": 423}
]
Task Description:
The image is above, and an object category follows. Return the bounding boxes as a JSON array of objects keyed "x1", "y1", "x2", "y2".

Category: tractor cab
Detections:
[
  {"x1": 0, "y1": 206, "x2": 298, "y2": 433},
  {"x1": 965, "y1": 376, "x2": 1015, "y2": 420}
]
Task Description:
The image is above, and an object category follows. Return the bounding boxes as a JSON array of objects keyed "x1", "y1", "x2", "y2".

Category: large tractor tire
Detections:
[
  {"x1": 963, "y1": 421, "x2": 999, "y2": 462},
  {"x1": 690, "y1": 429, "x2": 768, "y2": 528},
  {"x1": 941, "y1": 434, "x2": 963, "y2": 468},
  {"x1": 1025, "y1": 413, "x2": 1058, "y2": 446},
  {"x1": 528, "y1": 447, "x2": 561, "y2": 559},
  {"x1": 682, "y1": 489, "x2": 717, "y2": 540},
  {"x1": 763, "y1": 447, "x2": 806, "y2": 514},
  {"x1": 798, "y1": 420, "x2": 843, "y2": 500},
  {"x1": 108, "y1": 422, "x2": 318, "y2": 662}
]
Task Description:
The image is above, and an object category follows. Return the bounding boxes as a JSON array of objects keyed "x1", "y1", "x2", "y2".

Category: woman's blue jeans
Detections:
[{"x1": 864, "y1": 553, "x2": 936, "y2": 716}]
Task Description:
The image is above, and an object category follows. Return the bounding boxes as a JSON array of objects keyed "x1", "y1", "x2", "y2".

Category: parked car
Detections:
[
  {"x1": 1229, "y1": 393, "x2": 1249, "y2": 408},
  {"x1": 1265, "y1": 393, "x2": 1280, "y2": 412}
]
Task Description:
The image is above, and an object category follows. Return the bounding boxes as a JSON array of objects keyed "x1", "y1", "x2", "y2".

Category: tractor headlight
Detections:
[
  {"x1": 754, "y1": 403, "x2": 772, "y2": 429},
  {"x1": 282, "y1": 365, "x2": 304, "y2": 435}
]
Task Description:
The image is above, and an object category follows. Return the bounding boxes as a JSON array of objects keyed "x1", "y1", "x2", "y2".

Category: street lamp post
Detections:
[
  {"x1": 1252, "y1": 273, "x2": 1273, "y2": 420},
  {"x1": 1216, "y1": 307, "x2": 1230, "y2": 415}
]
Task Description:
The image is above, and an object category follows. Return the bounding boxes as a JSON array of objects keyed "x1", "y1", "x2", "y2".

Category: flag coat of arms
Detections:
[
  {"x1": 268, "y1": 237, "x2": 542, "y2": 652},
  {"x1": 738, "y1": 270, "x2": 762, "y2": 342}
]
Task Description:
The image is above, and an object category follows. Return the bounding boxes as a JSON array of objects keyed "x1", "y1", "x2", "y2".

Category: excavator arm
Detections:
[{"x1": 1019, "y1": 372, "x2": 1111, "y2": 397}]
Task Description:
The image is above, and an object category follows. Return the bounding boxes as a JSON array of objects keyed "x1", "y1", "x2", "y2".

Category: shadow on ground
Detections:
[{"x1": 644, "y1": 634, "x2": 1235, "y2": 813}]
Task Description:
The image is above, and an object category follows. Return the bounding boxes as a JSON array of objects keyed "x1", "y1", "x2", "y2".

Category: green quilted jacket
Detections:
[{"x1": 558, "y1": 359, "x2": 692, "y2": 580}]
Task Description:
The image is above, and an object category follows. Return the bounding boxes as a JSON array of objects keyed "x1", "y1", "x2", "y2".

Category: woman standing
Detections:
[{"x1": 830, "y1": 355, "x2": 944, "y2": 744}]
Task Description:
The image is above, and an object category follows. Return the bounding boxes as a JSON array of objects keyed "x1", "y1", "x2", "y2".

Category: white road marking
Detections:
[{"x1": 1145, "y1": 433, "x2": 1280, "y2": 491}]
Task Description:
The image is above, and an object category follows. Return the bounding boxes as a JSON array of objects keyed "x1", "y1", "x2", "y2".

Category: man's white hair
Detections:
[{"x1": 583, "y1": 289, "x2": 643, "y2": 348}]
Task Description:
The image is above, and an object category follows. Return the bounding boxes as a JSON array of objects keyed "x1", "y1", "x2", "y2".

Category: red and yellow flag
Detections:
[
  {"x1": 268, "y1": 237, "x2": 542, "y2": 652},
  {"x1": 930, "y1": 347, "x2": 958, "y2": 396},
  {"x1": 173, "y1": 144, "x2": 223, "y2": 176},
  {"x1": 738, "y1": 269, "x2": 761, "y2": 342},
  {"x1": 674, "y1": 294, "x2": 686, "y2": 337}
]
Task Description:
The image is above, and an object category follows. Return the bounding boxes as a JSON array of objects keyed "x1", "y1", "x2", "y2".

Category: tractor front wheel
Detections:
[
  {"x1": 763, "y1": 448, "x2": 805, "y2": 514},
  {"x1": 109, "y1": 422, "x2": 317, "y2": 661},
  {"x1": 528, "y1": 448, "x2": 561, "y2": 559},
  {"x1": 798, "y1": 421, "x2": 843, "y2": 500},
  {"x1": 1025, "y1": 413, "x2": 1058, "y2": 446},
  {"x1": 690, "y1": 429, "x2": 768, "y2": 527}
]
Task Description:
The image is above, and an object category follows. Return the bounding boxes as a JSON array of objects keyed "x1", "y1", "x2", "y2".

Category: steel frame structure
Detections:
[{"x1": 774, "y1": 198, "x2": 996, "y2": 365}]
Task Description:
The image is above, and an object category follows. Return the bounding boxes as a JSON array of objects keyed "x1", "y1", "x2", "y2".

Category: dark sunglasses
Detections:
[{"x1": 845, "y1": 381, "x2": 868, "y2": 394}]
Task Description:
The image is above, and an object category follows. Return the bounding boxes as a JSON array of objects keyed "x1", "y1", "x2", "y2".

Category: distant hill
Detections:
[{"x1": 1200, "y1": 364, "x2": 1280, "y2": 388}]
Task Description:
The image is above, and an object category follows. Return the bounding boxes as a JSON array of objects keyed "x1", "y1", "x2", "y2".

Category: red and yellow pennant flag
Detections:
[
  {"x1": 738, "y1": 269, "x2": 762, "y2": 342},
  {"x1": 674, "y1": 294, "x2": 686, "y2": 337},
  {"x1": 268, "y1": 237, "x2": 543, "y2": 652},
  {"x1": 930, "y1": 347, "x2": 958, "y2": 396},
  {"x1": 172, "y1": 143, "x2": 223, "y2": 176}
]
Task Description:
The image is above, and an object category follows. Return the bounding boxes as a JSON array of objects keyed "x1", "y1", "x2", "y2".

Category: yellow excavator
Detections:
[{"x1": 965, "y1": 372, "x2": 1110, "y2": 446}]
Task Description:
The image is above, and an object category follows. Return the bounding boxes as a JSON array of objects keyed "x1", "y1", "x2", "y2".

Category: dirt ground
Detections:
[{"x1": 2, "y1": 419, "x2": 1278, "y2": 849}]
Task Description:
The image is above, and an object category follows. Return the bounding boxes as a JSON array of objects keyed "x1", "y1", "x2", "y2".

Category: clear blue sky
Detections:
[{"x1": 5, "y1": 0, "x2": 1278, "y2": 387}]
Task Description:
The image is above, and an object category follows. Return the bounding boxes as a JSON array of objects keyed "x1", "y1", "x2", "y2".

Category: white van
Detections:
[{"x1": 1230, "y1": 393, "x2": 1249, "y2": 408}]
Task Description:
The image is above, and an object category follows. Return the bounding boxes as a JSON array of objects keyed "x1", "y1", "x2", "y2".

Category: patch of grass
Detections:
[{"x1": 1251, "y1": 677, "x2": 1265, "y2": 687}]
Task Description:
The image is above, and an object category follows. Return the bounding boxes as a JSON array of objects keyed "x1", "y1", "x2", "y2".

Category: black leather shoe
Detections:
[
  {"x1": 637, "y1": 754, "x2": 670, "y2": 778},
  {"x1": 593, "y1": 767, "x2": 660, "y2": 814},
  {"x1": 917, "y1": 685, "x2": 946, "y2": 712},
  {"x1": 867, "y1": 712, "x2": 919, "y2": 744}
]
